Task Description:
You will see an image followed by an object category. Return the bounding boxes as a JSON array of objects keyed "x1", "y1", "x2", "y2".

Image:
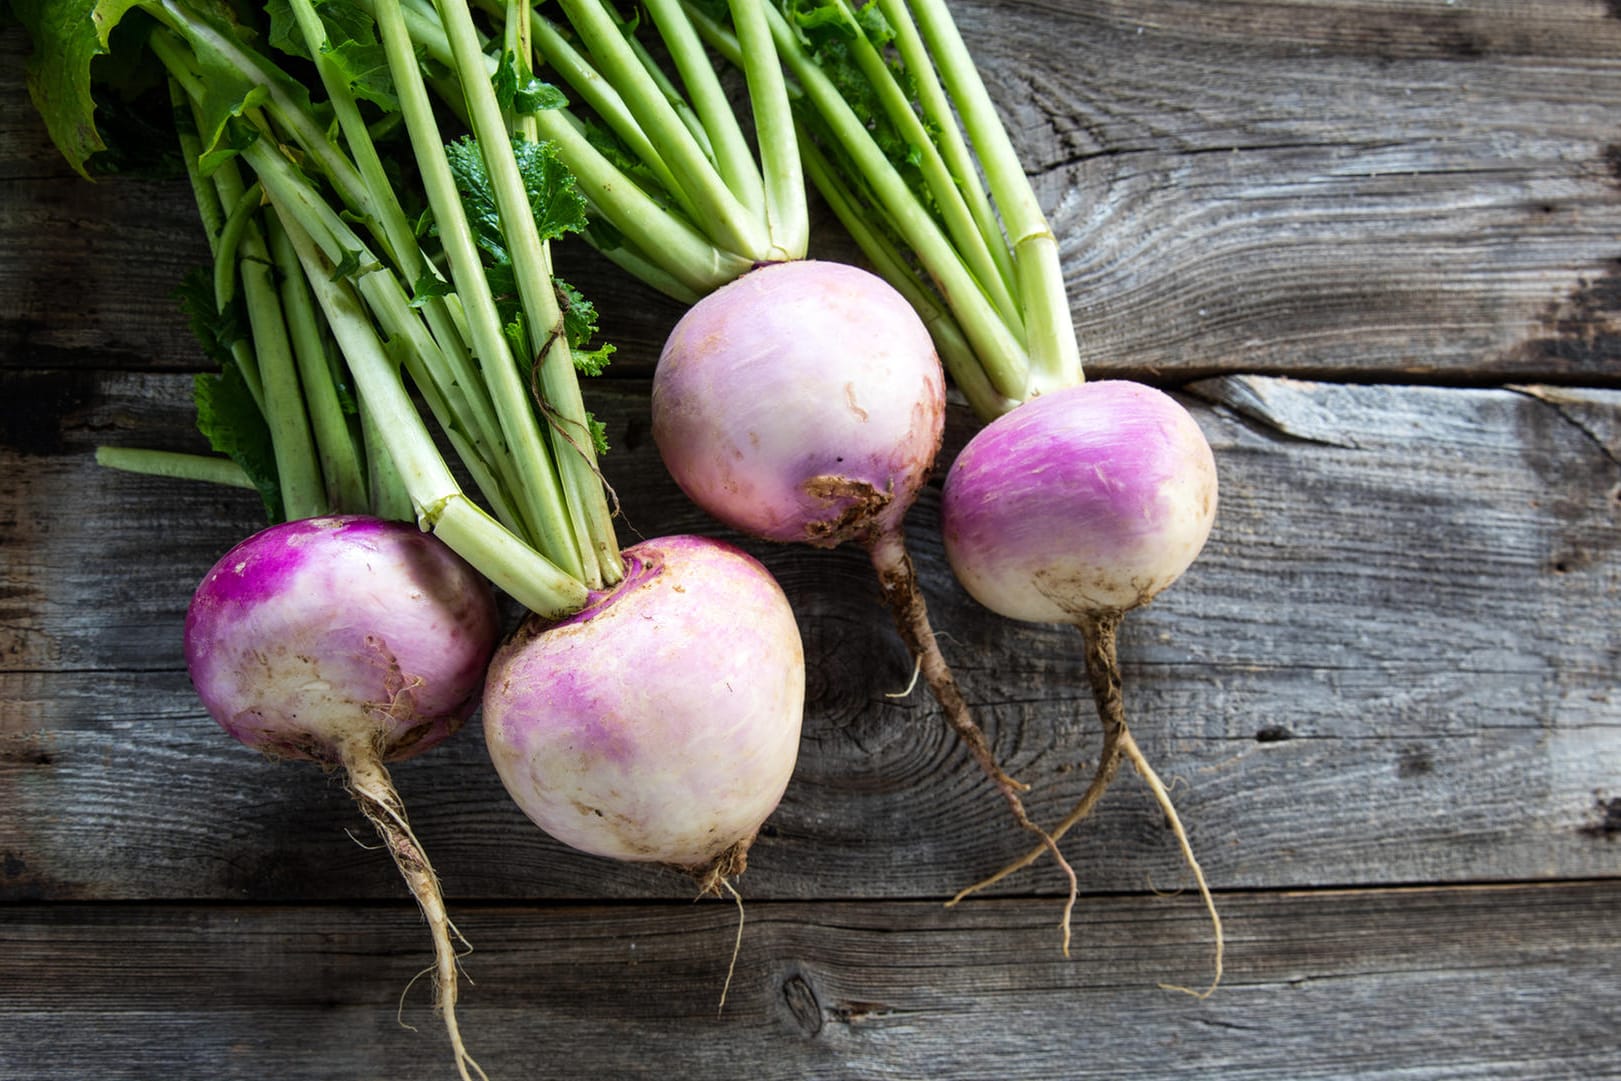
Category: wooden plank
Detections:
[
  {"x1": 1, "y1": 882, "x2": 1617, "y2": 1080},
  {"x1": 4, "y1": 373, "x2": 1617, "y2": 902},
  {"x1": 7, "y1": 6, "x2": 1621, "y2": 383},
  {"x1": 961, "y1": 0, "x2": 1621, "y2": 382}
]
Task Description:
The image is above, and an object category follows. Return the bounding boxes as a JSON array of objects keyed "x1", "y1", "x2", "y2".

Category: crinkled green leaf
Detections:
[
  {"x1": 195, "y1": 113, "x2": 259, "y2": 176},
  {"x1": 492, "y1": 49, "x2": 568, "y2": 115},
  {"x1": 446, "y1": 136, "x2": 589, "y2": 260},
  {"x1": 13, "y1": 0, "x2": 151, "y2": 176},
  {"x1": 779, "y1": 0, "x2": 930, "y2": 211},
  {"x1": 571, "y1": 343, "x2": 615, "y2": 379},
  {"x1": 329, "y1": 244, "x2": 367, "y2": 278},
  {"x1": 408, "y1": 271, "x2": 454, "y2": 308},
  {"x1": 445, "y1": 136, "x2": 509, "y2": 264},
  {"x1": 446, "y1": 135, "x2": 589, "y2": 326},
  {"x1": 268, "y1": 0, "x2": 399, "y2": 111}
]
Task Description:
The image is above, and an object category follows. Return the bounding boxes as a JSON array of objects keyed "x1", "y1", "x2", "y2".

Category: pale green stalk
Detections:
[
  {"x1": 725, "y1": 0, "x2": 807, "y2": 259},
  {"x1": 234, "y1": 207, "x2": 327, "y2": 520},
  {"x1": 832, "y1": 0, "x2": 1020, "y2": 329},
  {"x1": 240, "y1": 136, "x2": 530, "y2": 534},
  {"x1": 153, "y1": 0, "x2": 379, "y2": 232},
  {"x1": 152, "y1": 38, "x2": 325, "y2": 521},
  {"x1": 376, "y1": 0, "x2": 587, "y2": 577},
  {"x1": 875, "y1": 0, "x2": 1016, "y2": 297},
  {"x1": 285, "y1": 0, "x2": 501, "y2": 472},
  {"x1": 434, "y1": 0, "x2": 621, "y2": 586},
  {"x1": 556, "y1": 0, "x2": 769, "y2": 260},
  {"x1": 279, "y1": 211, "x2": 590, "y2": 618},
  {"x1": 95, "y1": 447, "x2": 255, "y2": 489},
  {"x1": 205, "y1": 178, "x2": 266, "y2": 411},
  {"x1": 908, "y1": 0, "x2": 1081, "y2": 394},
  {"x1": 265, "y1": 215, "x2": 370, "y2": 512},
  {"x1": 644, "y1": 0, "x2": 765, "y2": 215}
]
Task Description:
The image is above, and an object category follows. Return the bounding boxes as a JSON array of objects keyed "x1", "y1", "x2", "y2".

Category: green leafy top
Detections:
[
  {"x1": 265, "y1": 0, "x2": 398, "y2": 111},
  {"x1": 13, "y1": 0, "x2": 151, "y2": 176}
]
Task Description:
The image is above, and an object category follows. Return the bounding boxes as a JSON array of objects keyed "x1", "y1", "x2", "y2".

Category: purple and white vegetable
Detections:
[
  {"x1": 186, "y1": 515, "x2": 500, "y2": 1069},
  {"x1": 483, "y1": 534, "x2": 804, "y2": 893},
  {"x1": 652, "y1": 259, "x2": 1076, "y2": 912},
  {"x1": 941, "y1": 382, "x2": 1225, "y2": 994}
]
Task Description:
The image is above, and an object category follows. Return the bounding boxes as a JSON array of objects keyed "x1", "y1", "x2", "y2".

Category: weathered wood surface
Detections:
[
  {"x1": 3, "y1": 1, "x2": 1620, "y2": 1078},
  {"x1": 3, "y1": 882, "x2": 1619, "y2": 1081}
]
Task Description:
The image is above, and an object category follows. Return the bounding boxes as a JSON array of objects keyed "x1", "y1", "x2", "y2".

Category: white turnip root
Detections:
[
  {"x1": 185, "y1": 515, "x2": 500, "y2": 1078},
  {"x1": 941, "y1": 381, "x2": 1225, "y2": 993},
  {"x1": 482, "y1": 534, "x2": 804, "y2": 894},
  {"x1": 651, "y1": 259, "x2": 1079, "y2": 930}
]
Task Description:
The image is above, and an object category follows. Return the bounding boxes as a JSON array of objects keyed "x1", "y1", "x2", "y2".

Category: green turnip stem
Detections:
[
  {"x1": 288, "y1": 0, "x2": 485, "y2": 412},
  {"x1": 557, "y1": 0, "x2": 768, "y2": 260},
  {"x1": 867, "y1": 529, "x2": 1078, "y2": 954},
  {"x1": 874, "y1": 0, "x2": 1015, "y2": 295},
  {"x1": 393, "y1": 0, "x2": 760, "y2": 296},
  {"x1": 192, "y1": 151, "x2": 264, "y2": 413},
  {"x1": 357, "y1": 394, "x2": 414, "y2": 523},
  {"x1": 372, "y1": 0, "x2": 609, "y2": 583},
  {"x1": 168, "y1": 77, "x2": 226, "y2": 253},
  {"x1": 645, "y1": 0, "x2": 766, "y2": 218},
  {"x1": 433, "y1": 0, "x2": 622, "y2": 588},
  {"x1": 235, "y1": 207, "x2": 328, "y2": 521},
  {"x1": 338, "y1": 737, "x2": 489, "y2": 1081},
  {"x1": 518, "y1": 6, "x2": 695, "y2": 219},
  {"x1": 728, "y1": 0, "x2": 808, "y2": 260},
  {"x1": 171, "y1": 4, "x2": 612, "y2": 602},
  {"x1": 375, "y1": 0, "x2": 593, "y2": 580},
  {"x1": 152, "y1": 0, "x2": 377, "y2": 227},
  {"x1": 278, "y1": 211, "x2": 591, "y2": 617},
  {"x1": 234, "y1": 131, "x2": 526, "y2": 533},
  {"x1": 265, "y1": 217, "x2": 371, "y2": 513},
  {"x1": 905, "y1": 0, "x2": 1081, "y2": 395},
  {"x1": 94, "y1": 448, "x2": 255, "y2": 489},
  {"x1": 835, "y1": 0, "x2": 1019, "y2": 328}
]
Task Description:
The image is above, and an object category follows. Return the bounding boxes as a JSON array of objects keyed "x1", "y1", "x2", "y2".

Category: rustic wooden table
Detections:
[{"x1": 3, "y1": 3, "x2": 1619, "y2": 1078}]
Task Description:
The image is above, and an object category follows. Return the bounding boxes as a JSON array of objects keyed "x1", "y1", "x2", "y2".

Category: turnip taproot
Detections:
[{"x1": 186, "y1": 515, "x2": 500, "y2": 1075}]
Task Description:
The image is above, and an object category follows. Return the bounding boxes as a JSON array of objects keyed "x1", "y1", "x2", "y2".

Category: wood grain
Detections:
[{"x1": 2, "y1": 882, "x2": 1617, "y2": 1081}]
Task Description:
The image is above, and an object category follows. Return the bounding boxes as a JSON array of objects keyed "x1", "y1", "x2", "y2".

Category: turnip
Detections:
[
  {"x1": 940, "y1": 381, "x2": 1225, "y2": 994},
  {"x1": 483, "y1": 534, "x2": 805, "y2": 893},
  {"x1": 652, "y1": 258, "x2": 1078, "y2": 927},
  {"x1": 186, "y1": 515, "x2": 500, "y2": 1077}
]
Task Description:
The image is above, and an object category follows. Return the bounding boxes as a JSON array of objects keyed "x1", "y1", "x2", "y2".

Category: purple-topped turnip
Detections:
[
  {"x1": 482, "y1": 534, "x2": 805, "y2": 894},
  {"x1": 186, "y1": 515, "x2": 500, "y2": 1071},
  {"x1": 941, "y1": 382, "x2": 1225, "y2": 994}
]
